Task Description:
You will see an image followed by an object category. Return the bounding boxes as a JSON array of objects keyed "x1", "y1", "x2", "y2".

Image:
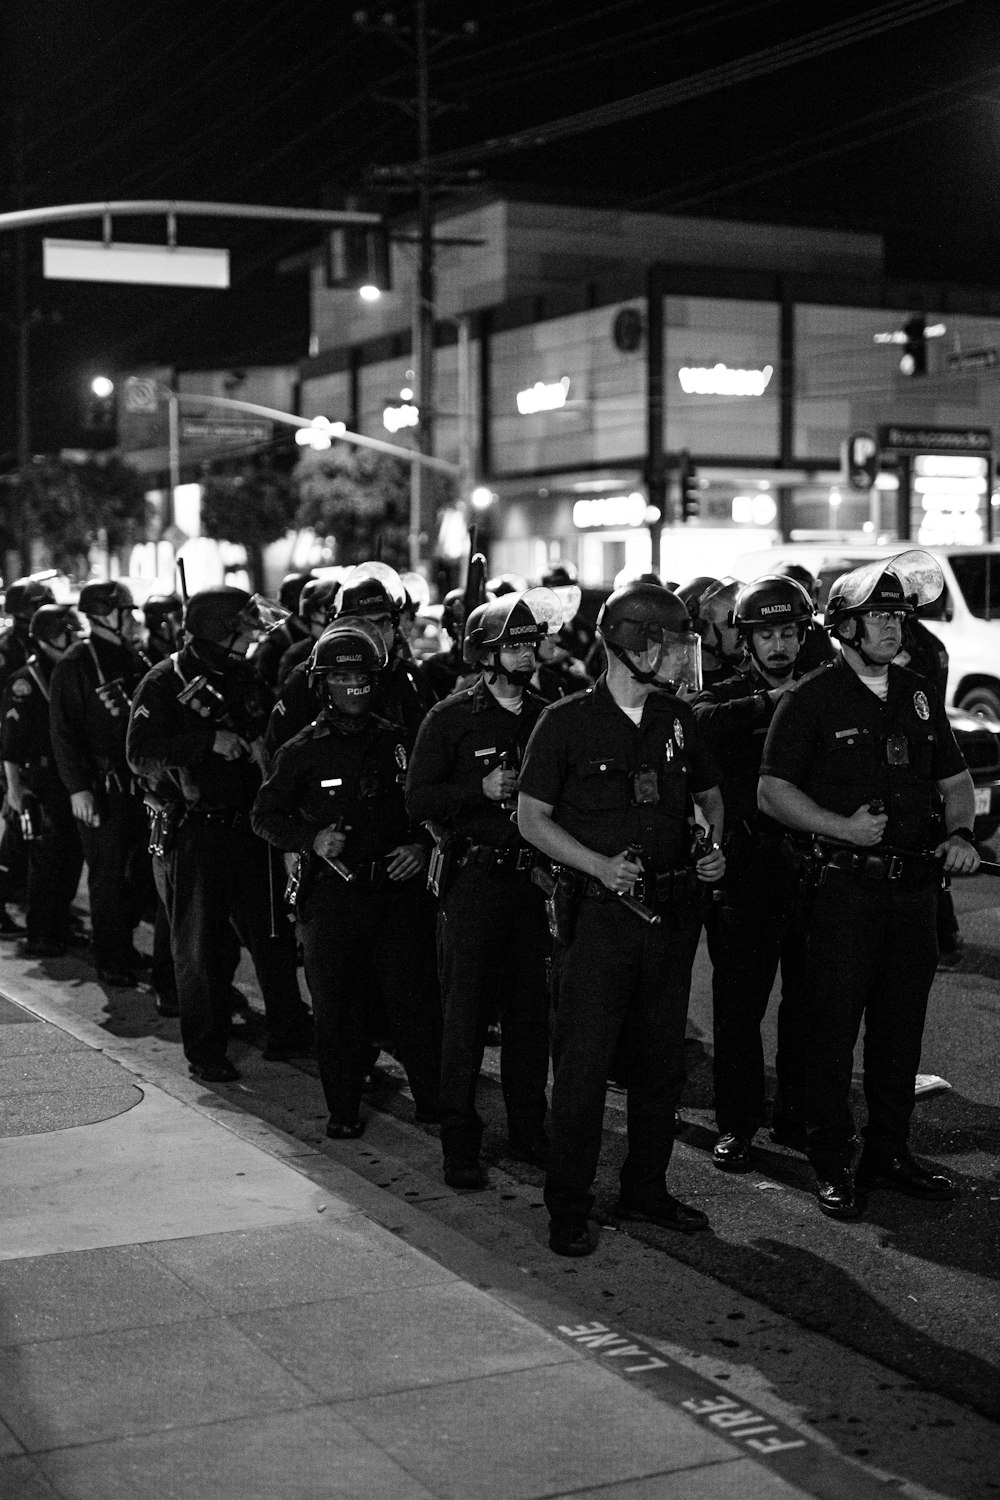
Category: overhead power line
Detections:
[{"x1": 392, "y1": 0, "x2": 968, "y2": 174}]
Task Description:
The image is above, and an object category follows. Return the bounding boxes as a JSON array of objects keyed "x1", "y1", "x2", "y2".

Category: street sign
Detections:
[
  {"x1": 879, "y1": 424, "x2": 992, "y2": 454},
  {"x1": 123, "y1": 376, "x2": 159, "y2": 413},
  {"x1": 179, "y1": 416, "x2": 272, "y2": 445},
  {"x1": 945, "y1": 348, "x2": 999, "y2": 372},
  {"x1": 844, "y1": 430, "x2": 880, "y2": 491},
  {"x1": 43, "y1": 238, "x2": 230, "y2": 288}
]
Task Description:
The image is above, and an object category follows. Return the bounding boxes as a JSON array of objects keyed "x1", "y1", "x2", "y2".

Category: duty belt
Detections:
[
  {"x1": 458, "y1": 841, "x2": 536, "y2": 876},
  {"x1": 814, "y1": 841, "x2": 938, "y2": 886},
  {"x1": 187, "y1": 807, "x2": 250, "y2": 831},
  {"x1": 584, "y1": 865, "x2": 700, "y2": 908}
]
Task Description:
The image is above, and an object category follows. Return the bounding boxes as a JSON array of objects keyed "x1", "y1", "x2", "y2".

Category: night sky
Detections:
[{"x1": 3, "y1": 0, "x2": 1000, "y2": 455}]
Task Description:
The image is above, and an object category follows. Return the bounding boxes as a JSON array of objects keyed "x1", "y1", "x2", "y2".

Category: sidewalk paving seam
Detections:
[{"x1": 0, "y1": 980, "x2": 948, "y2": 1500}]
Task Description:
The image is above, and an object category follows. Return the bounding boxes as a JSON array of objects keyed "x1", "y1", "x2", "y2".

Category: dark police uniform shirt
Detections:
[
  {"x1": 50, "y1": 637, "x2": 147, "y2": 795},
  {"x1": 266, "y1": 654, "x2": 431, "y2": 764},
  {"x1": 692, "y1": 662, "x2": 805, "y2": 832},
  {"x1": 517, "y1": 675, "x2": 719, "y2": 873},
  {"x1": 0, "y1": 658, "x2": 64, "y2": 800},
  {"x1": 405, "y1": 676, "x2": 545, "y2": 849},
  {"x1": 0, "y1": 626, "x2": 31, "y2": 694},
  {"x1": 252, "y1": 617, "x2": 310, "y2": 688},
  {"x1": 127, "y1": 646, "x2": 273, "y2": 813},
  {"x1": 760, "y1": 655, "x2": 967, "y2": 852},
  {"x1": 252, "y1": 713, "x2": 421, "y2": 867}
]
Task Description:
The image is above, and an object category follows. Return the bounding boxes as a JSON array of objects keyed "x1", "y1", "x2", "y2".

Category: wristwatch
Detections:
[{"x1": 949, "y1": 826, "x2": 975, "y2": 843}]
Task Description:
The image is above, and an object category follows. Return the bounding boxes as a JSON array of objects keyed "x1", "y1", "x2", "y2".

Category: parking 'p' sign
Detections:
[{"x1": 845, "y1": 430, "x2": 880, "y2": 491}]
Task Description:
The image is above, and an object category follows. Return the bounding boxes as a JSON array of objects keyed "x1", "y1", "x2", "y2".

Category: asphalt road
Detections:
[{"x1": 5, "y1": 843, "x2": 998, "y2": 1498}]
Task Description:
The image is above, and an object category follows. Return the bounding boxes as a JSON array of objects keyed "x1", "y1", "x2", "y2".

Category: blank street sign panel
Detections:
[{"x1": 43, "y1": 238, "x2": 230, "y2": 288}]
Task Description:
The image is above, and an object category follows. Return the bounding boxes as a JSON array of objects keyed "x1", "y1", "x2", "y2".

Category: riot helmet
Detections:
[
  {"x1": 278, "y1": 571, "x2": 317, "y2": 617},
  {"x1": 298, "y1": 575, "x2": 342, "y2": 635},
  {"x1": 463, "y1": 591, "x2": 549, "y2": 685},
  {"x1": 597, "y1": 581, "x2": 701, "y2": 689},
  {"x1": 733, "y1": 575, "x2": 813, "y2": 678},
  {"x1": 28, "y1": 604, "x2": 85, "y2": 658},
  {"x1": 183, "y1": 586, "x2": 284, "y2": 660},
  {"x1": 4, "y1": 577, "x2": 56, "y2": 623},
  {"x1": 143, "y1": 592, "x2": 184, "y2": 650},
  {"x1": 441, "y1": 588, "x2": 466, "y2": 643},
  {"x1": 773, "y1": 561, "x2": 819, "y2": 605},
  {"x1": 309, "y1": 619, "x2": 388, "y2": 719},
  {"x1": 825, "y1": 550, "x2": 943, "y2": 666},
  {"x1": 77, "y1": 579, "x2": 143, "y2": 646},
  {"x1": 675, "y1": 576, "x2": 719, "y2": 622}
]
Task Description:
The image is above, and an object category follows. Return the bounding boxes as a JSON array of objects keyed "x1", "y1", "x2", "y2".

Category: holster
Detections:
[
  {"x1": 426, "y1": 828, "x2": 457, "y2": 902},
  {"x1": 145, "y1": 796, "x2": 183, "y2": 858},
  {"x1": 547, "y1": 867, "x2": 582, "y2": 946}
]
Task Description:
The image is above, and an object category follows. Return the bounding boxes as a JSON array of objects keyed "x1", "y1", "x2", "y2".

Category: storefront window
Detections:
[
  {"x1": 490, "y1": 304, "x2": 645, "y2": 475},
  {"x1": 665, "y1": 297, "x2": 780, "y2": 459}
]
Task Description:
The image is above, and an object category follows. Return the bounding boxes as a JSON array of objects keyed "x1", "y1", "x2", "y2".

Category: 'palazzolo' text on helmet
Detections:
[
  {"x1": 732, "y1": 575, "x2": 814, "y2": 634},
  {"x1": 597, "y1": 580, "x2": 701, "y2": 688},
  {"x1": 4, "y1": 578, "x2": 56, "y2": 622}
]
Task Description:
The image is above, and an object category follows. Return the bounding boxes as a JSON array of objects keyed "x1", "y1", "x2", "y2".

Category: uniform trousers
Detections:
[
  {"x1": 25, "y1": 796, "x2": 84, "y2": 949},
  {"x1": 544, "y1": 895, "x2": 702, "y2": 1225},
  {"x1": 437, "y1": 865, "x2": 550, "y2": 1164},
  {"x1": 299, "y1": 874, "x2": 441, "y2": 1126},
  {"x1": 166, "y1": 815, "x2": 308, "y2": 1067},
  {"x1": 803, "y1": 869, "x2": 939, "y2": 1171},
  {"x1": 709, "y1": 843, "x2": 807, "y2": 1138},
  {"x1": 77, "y1": 787, "x2": 146, "y2": 972}
]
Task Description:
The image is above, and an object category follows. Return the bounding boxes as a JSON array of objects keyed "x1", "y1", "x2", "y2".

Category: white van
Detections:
[{"x1": 729, "y1": 543, "x2": 1000, "y2": 718}]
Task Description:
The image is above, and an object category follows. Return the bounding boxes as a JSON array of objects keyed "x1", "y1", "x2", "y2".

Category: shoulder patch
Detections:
[{"x1": 133, "y1": 703, "x2": 150, "y2": 719}]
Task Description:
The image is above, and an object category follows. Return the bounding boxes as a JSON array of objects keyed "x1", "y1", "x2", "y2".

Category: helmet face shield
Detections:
[
  {"x1": 828, "y1": 549, "x2": 944, "y2": 621},
  {"x1": 653, "y1": 630, "x2": 702, "y2": 694},
  {"x1": 240, "y1": 594, "x2": 291, "y2": 636}
]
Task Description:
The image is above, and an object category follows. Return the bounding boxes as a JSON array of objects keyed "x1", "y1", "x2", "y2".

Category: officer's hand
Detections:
[
  {"x1": 695, "y1": 842, "x2": 726, "y2": 882},
  {"x1": 212, "y1": 729, "x2": 249, "y2": 760},
  {"x1": 483, "y1": 766, "x2": 516, "y2": 802},
  {"x1": 598, "y1": 849, "x2": 643, "y2": 894},
  {"x1": 71, "y1": 790, "x2": 100, "y2": 828},
  {"x1": 842, "y1": 806, "x2": 888, "y2": 846},
  {"x1": 935, "y1": 833, "x2": 981, "y2": 876},
  {"x1": 385, "y1": 842, "x2": 426, "y2": 881},
  {"x1": 313, "y1": 824, "x2": 348, "y2": 860}
]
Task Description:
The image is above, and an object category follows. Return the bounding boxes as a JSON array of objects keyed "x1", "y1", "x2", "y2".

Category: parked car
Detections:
[
  {"x1": 730, "y1": 543, "x2": 1000, "y2": 718},
  {"x1": 946, "y1": 706, "x2": 1000, "y2": 842}
]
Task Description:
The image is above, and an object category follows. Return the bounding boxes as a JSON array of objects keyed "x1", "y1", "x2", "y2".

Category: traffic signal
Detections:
[
  {"x1": 679, "y1": 450, "x2": 700, "y2": 521},
  {"x1": 900, "y1": 316, "x2": 927, "y2": 377},
  {"x1": 325, "y1": 223, "x2": 391, "y2": 294},
  {"x1": 82, "y1": 377, "x2": 117, "y2": 439}
]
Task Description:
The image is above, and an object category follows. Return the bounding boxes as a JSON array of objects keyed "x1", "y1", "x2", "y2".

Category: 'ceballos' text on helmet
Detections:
[{"x1": 309, "y1": 619, "x2": 388, "y2": 677}]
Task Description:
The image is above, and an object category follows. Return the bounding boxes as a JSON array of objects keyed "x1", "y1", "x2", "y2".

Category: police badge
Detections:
[{"x1": 913, "y1": 691, "x2": 930, "y2": 721}]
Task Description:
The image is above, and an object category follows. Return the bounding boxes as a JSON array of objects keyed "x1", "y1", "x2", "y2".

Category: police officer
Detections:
[
  {"x1": 517, "y1": 581, "x2": 725, "y2": 1256},
  {"x1": 266, "y1": 564, "x2": 432, "y2": 761},
  {"x1": 422, "y1": 589, "x2": 471, "y2": 703},
  {"x1": 406, "y1": 591, "x2": 554, "y2": 1189},
  {"x1": 127, "y1": 586, "x2": 313, "y2": 1081},
  {"x1": 1, "y1": 604, "x2": 85, "y2": 956},
  {"x1": 759, "y1": 551, "x2": 978, "y2": 1220},
  {"x1": 253, "y1": 619, "x2": 441, "y2": 1135},
  {"x1": 0, "y1": 577, "x2": 57, "y2": 935},
  {"x1": 143, "y1": 593, "x2": 185, "y2": 663},
  {"x1": 692, "y1": 575, "x2": 816, "y2": 1170},
  {"x1": 252, "y1": 571, "x2": 316, "y2": 687},
  {"x1": 770, "y1": 563, "x2": 835, "y2": 673},
  {"x1": 50, "y1": 580, "x2": 150, "y2": 985},
  {"x1": 275, "y1": 575, "x2": 341, "y2": 687},
  {"x1": 682, "y1": 577, "x2": 744, "y2": 691}
]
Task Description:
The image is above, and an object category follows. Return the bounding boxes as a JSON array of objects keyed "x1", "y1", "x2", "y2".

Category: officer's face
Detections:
[
  {"x1": 497, "y1": 642, "x2": 536, "y2": 676},
  {"x1": 324, "y1": 671, "x2": 373, "y2": 716},
  {"x1": 857, "y1": 610, "x2": 904, "y2": 661},
  {"x1": 751, "y1": 623, "x2": 801, "y2": 673}
]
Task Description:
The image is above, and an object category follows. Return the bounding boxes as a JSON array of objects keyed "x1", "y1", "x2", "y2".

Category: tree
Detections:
[
  {"x1": 8, "y1": 454, "x2": 148, "y2": 578},
  {"x1": 293, "y1": 443, "x2": 424, "y2": 569},
  {"x1": 199, "y1": 462, "x2": 298, "y2": 591}
]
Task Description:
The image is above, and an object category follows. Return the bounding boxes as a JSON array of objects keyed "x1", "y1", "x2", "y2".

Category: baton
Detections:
[
  {"x1": 320, "y1": 851, "x2": 356, "y2": 883},
  {"x1": 617, "y1": 889, "x2": 661, "y2": 926},
  {"x1": 975, "y1": 860, "x2": 1000, "y2": 877}
]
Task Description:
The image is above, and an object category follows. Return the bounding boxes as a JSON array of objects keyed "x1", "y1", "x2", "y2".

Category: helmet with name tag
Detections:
[
  {"x1": 732, "y1": 576, "x2": 814, "y2": 634},
  {"x1": 309, "y1": 619, "x2": 388, "y2": 677},
  {"x1": 825, "y1": 549, "x2": 943, "y2": 630},
  {"x1": 463, "y1": 593, "x2": 547, "y2": 666}
]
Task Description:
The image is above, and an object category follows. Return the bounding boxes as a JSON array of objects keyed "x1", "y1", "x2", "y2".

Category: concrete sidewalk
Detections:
[{"x1": 0, "y1": 982, "x2": 892, "y2": 1500}]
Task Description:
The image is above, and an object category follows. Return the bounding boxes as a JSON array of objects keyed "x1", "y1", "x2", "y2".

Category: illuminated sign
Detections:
[
  {"x1": 677, "y1": 363, "x2": 773, "y2": 397},
  {"x1": 913, "y1": 453, "x2": 988, "y2": 546},
  {"x1": 44, "y1": 238, "x2": 229, "y2": 289},
  {"x1": 383, "y1": 404, "x2": 419, "y2": 433},
  {"x1": 573, "y1": 492, "x2": 647, "y2": 529},
  {"x1": 517, "y1": 377, "x2": 570, "y2": 415}
]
